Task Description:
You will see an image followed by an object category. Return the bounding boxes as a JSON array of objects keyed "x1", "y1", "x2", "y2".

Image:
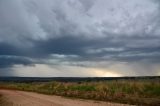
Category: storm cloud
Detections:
[{"x1": 0, "y1": 0, "x2": 160, "y2": 76}]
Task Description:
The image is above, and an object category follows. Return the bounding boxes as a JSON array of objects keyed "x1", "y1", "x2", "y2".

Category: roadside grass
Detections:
[{"x1": 0, "y1": 79, "x2": 160, "y2": 106}]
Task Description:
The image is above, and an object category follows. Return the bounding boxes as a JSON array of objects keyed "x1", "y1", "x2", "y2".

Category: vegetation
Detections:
[{"x1": 0, "y1": 79, "x2": 160, "y2": 106}]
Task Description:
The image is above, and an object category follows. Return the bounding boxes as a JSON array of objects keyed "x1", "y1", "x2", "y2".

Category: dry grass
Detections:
[{"x1": 0, "y1": 79, "x2": 160, "y2": 106}]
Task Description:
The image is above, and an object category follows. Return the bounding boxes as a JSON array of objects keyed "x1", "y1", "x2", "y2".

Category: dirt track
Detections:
[{"x1": 0, "y1": 90, "x2": 133, "y2": 106}]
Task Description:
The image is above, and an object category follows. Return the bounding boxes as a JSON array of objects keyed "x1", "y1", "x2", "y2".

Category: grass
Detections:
[{"x1": 0, "y1": 79, "x2": 160, "y2": 106}]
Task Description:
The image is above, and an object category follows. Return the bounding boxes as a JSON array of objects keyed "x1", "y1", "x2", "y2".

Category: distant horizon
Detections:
[{"x1": 0, "y1": 76, "x2": 160, "y2": 78}]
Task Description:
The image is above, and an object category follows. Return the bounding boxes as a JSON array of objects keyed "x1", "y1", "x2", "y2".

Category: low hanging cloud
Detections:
[
  {"x1": 0, "y1": 55, "x2": 33, "y2": 68},
  {"x1": 0, "y1": 0, "x2": 160, "y2": 77}
]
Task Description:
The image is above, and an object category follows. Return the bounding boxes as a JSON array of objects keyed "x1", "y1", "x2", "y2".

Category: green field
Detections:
[{"x1": 0, "y1": 79, "x2": 160, "y2": 106}]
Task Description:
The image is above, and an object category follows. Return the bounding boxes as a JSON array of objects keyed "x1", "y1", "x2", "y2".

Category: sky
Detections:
[{"x1": 0, "y1": 0, "x2": 160, "y2": 77}]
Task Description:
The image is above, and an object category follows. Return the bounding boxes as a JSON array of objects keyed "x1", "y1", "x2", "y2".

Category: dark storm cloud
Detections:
[
  {"x1": 0, "y1": 36, "x2": 160, "y2": 68},
  {"x1": 0, "y1": 42, "x2": 20, "y2": 56},
  {"x1": 30, "y1": 35, "x2": 160, "y2": 63},
  {"x1": 33, "y1": 36, "x2": 88, "y2": 56},
  {"x1": 0, "y1": 55, "x2": 33, "y2": 68},
  {"x1": 0, "y1": 42, "x2": 34, "y2": 68}
]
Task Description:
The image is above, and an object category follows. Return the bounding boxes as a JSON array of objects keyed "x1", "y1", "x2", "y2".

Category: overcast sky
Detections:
[{"x1": 0, "y1": 0, "x2": 160, "y2": 77}]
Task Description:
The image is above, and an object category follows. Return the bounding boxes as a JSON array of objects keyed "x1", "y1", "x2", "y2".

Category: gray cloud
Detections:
[
  {"x1": 0, "y1": 55, "x2": 34, "y2": 68},
  {"x1": 0, "y1": 0, "x2": 160, "y2": 76}
]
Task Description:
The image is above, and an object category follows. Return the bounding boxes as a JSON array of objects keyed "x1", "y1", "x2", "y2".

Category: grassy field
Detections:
[{"x1": 0, "y1": 78, "x2": 160, "y2": 106}]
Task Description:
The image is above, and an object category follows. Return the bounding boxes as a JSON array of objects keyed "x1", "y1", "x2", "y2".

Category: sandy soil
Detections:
[{"x1": 0, "y1": 90, "x2": 133, "y2": 106}]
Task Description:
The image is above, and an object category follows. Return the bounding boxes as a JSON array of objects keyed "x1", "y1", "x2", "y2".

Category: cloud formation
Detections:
[{"x1": 0, "y1": 0, "x2": 160, "y2": 76}]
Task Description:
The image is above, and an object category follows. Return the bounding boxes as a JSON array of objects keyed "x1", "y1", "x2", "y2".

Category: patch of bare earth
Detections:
[{"x1": 0, "y1": 90, "x2": 134, "y2": 106}]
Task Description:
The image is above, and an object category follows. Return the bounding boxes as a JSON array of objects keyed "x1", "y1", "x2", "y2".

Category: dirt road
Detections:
[{"x1": 0, "y1": 90, "x2": 132, "y2": 106}]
